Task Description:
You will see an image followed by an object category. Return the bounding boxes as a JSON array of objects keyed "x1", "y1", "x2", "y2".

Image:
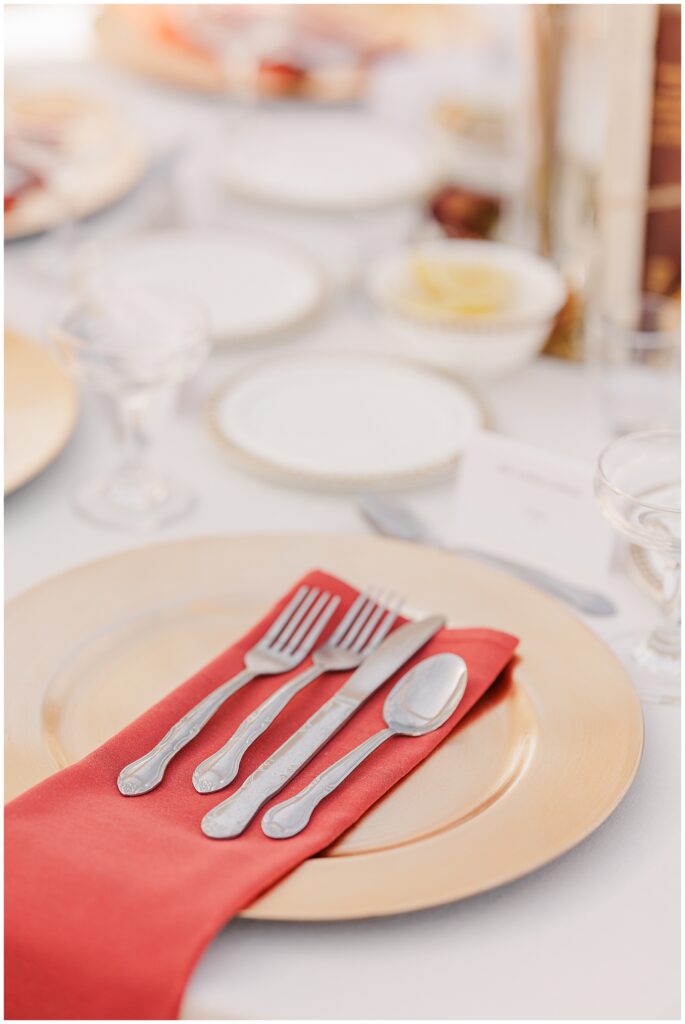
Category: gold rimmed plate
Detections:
[
  {"x1": 219, "y1": 110, "x2": 439, "y2": 213},
  {"x1": 207, "y1": 352, "x2": 485, "y2": 491},
  {"x1": 4, "y1": 327, "x2": 79, "y2": 494},
  {"x1": 5, "y1": 534, "x2": 642, "y2": 919},
  {"x1": 88, "y1": 229, "x2": 327, "y2": 346}
]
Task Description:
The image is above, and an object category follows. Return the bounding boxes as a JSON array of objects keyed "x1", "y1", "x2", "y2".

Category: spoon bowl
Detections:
[{"x1": 384, "y1": 653, "x2": 467, "y2": 735}]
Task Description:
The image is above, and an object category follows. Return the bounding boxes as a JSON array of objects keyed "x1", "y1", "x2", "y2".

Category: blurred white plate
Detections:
[
  {"x1": 209, "y1": 351, "x2": 483, "y2": 490},
  {"x1": 367, "y1": 239, "x2": 567, "y2": 380},
  {"x1": 220, "y1": 110, "x2": 439, "y2": 212},
  {"x1": 89, "y1": 230, "x2": 325, "y2": 344}
]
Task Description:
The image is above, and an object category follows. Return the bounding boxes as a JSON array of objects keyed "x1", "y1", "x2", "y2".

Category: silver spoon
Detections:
[{"x1": 261, "y1": 652, "x2": 467, "y2": 839}]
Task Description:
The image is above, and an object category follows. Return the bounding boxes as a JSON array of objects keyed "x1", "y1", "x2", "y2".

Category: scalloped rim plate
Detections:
[{"x1": 207, "y1": 352, "x2": 485, "y2": 490}]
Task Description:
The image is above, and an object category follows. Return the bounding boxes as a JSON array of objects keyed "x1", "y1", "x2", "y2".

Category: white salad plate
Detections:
[
  {"x1": 208, "y1": 351, "x2": 483, "y2": 490},
  {"x1": 219, "y1": 110, "x2": 439, "y2": 212},
  {"x1": 87, "y1": 229, "x2": 325, "y2": 344}
]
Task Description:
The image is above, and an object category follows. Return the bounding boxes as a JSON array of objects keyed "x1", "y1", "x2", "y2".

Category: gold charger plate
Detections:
[
  {"x1": 4, "y1": 89, "x2": 146, "y2": 241},
  {"x1": 95, "y1": 6, "x2": 367, "y2": 102},
  {"x1": 4, "y1": 327, "x2": 79, "y2": 494},
  {"x1": 5, "y1": 534, "x2": 643, "y2": 920}
]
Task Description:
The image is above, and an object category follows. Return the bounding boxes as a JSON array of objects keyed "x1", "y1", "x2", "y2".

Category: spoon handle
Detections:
[{"x1": 261, "y1": 728, "x2": 392, "y2": 839}]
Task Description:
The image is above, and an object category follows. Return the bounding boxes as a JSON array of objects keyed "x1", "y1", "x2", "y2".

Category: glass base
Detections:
[
  {"x1": 611, "y1": 626, "x2": 680, "y2": 706},
  {"x1": 74, "y1": 463, "x2": 194, "y2": 531}
]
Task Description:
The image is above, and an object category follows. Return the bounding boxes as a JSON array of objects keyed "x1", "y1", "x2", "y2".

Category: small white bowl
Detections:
[{"x1": 366, "y1": 239, "x2": 568, "y2": 380}]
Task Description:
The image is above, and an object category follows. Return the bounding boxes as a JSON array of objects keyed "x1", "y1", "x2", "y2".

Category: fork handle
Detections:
[
  {"x1": 192, "y1": 665, "x2": 323, "y2": 793},
  {"x1": 117, "y1": 668, "x2": 256, "y2": 796},
  {"x1": 262, "y1": 729, "x2": 392, "y2": 838}
]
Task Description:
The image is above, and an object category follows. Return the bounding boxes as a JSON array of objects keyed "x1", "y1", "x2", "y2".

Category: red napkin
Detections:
[{"x1": 5, "y1": 570, "x2": 517, "y2": 1020}]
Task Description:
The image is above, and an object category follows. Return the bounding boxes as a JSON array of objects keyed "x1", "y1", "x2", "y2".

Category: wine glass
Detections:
[
  {"x1": 591, "y1": 293, "x2": 680, "y2": 437},
  {"x1": 50, "y1": 280, "x2": 209, "y2": 531},
  {"x1": 594, "y1": 429, "x2": 681, "y2": 704}
]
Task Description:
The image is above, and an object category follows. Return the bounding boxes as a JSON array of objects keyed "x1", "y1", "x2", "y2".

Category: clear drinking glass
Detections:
[
  {"x1": 594, "y1": 429, "x2": 681, "y2": 705},
  {"x1": 592, "y1": 294, "x2": 680, "y2": 437},
  {"x1": 51, "y1": 281, "x2": 209, "y2": 531}
]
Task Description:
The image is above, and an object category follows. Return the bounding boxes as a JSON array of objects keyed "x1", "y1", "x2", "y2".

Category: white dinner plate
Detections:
[
  {"x1": 209, "y1": 352, "x2": 483, "y2": 489},
  {"x1": 219, "y1": 110, "x2": 439, "y2": 212},
  {"x1": 88, "y1": 230, "x2": 325, "y2": 344}
]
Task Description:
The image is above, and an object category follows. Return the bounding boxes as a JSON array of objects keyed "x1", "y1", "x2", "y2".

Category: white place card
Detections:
[{"x1": 451, "y1": 430, "x2": 614, "y2": 586}]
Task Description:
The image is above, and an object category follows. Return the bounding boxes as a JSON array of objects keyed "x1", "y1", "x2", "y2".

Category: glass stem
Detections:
[
  {"x1": 118, "y1": 392, "x2": 151, "y2": 468},
  {"x1": 104, "y1": 391, "x2": 172, "y2": 512},
  {"x1": 649, "y1": 557, "x2": 681, "y2": 658}
]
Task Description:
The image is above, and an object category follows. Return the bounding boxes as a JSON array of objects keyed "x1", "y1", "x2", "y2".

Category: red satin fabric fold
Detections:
[{"x1": 5, "y1": 570, "x2": 517, "y2": 1020}]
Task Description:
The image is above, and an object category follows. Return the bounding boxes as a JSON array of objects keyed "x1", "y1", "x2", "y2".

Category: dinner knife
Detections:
[{"x1": 200, "y1": 613, "x2": 445, "y2": 839}]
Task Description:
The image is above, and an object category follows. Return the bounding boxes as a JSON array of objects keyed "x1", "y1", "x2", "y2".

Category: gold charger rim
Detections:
[
  {"x1": 4, "y1": 94, "x2": 147, "y2": 242},
  {"x1": 4, "y1": 327, "x2": 79, "y2": 494},
  {"x1": 94, "y1": 7, "x2": 368, "y2": 102},
  {"x1": 4, "y1": 533, "x2": 644, "y2": 921}
]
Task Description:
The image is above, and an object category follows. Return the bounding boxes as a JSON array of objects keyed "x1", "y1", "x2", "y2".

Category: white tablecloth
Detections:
[{"x1": 4, "y1": 58, "x2": 680, "y2": 1021}]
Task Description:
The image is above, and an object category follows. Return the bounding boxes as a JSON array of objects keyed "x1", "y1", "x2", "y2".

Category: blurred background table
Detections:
[{"x1": 4, "y1": 7, "x2": 680, "y2": 1019}]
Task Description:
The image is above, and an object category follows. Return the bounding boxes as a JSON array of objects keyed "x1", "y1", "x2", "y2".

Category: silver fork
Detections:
[
  {"x1": 117, "y1": 585, "x2": 340, "y2": 796},
  {"x1": 192, "y1": 589, "x2": 402, "y2": 794}
]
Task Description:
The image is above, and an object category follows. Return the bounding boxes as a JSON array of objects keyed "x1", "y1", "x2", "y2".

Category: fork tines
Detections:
[
  {"x1": 259, "y1": 585, "x2": 341, "y2": 659},
  {"x1": 328, "y1": 588, "x2": 403, "y2": 654},
  {"x1": 260, "y1": 584, "x2": 403, "y2": 663}
]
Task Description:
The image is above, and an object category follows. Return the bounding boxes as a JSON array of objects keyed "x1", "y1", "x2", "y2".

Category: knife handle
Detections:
[
  {"x1": 192, "y1": 666, "x2": 323, "y2": 793},
  {"x1": 262, "y1": 728, "x2": 392, "y2": 838},
  {"x1": 201, "y1": 693, "x2": 356, "y2": 839}
]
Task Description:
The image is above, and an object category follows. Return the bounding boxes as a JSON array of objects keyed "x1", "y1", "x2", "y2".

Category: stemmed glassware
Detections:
[
  {"x1": 590, "y1": 293, "x2": 680, "y2": 437},
  {"x1": 50, "y1": 280, "x2": 209, "y2": 531},
  {"x1": 594, "y1": 429, "x2": 681, "y2": 705}
]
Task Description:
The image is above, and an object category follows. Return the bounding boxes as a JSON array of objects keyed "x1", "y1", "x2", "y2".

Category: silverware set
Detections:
[{"x1": 118, "y1": 583, "x2": 459, "y2": 840}]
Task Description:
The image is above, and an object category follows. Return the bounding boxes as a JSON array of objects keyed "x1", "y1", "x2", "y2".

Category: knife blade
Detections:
[{"x1": 201, "y1": 614, "x2": 445, "y2": 838}]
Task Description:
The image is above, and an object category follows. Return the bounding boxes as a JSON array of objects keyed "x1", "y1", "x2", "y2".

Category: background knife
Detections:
[
  {"x1": 359, "y1": 493, "x2": 616, "y2": 617},
  {"x1": 201, "y1": 613, "x2": 445, "y2": 839}
]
